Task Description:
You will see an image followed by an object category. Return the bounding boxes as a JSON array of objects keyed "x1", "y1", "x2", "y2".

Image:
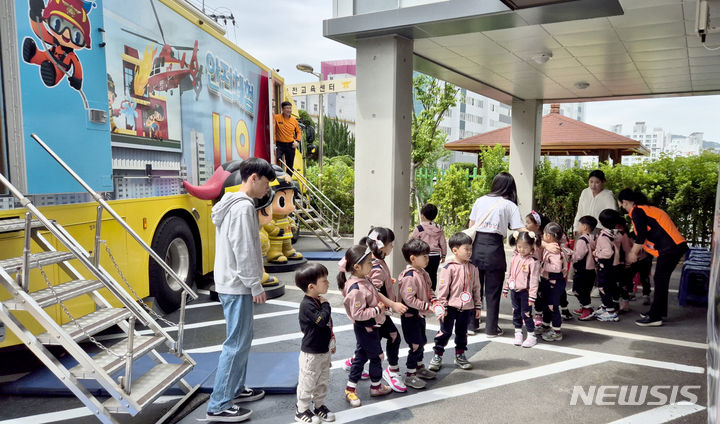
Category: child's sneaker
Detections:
[
  {"x1": 416, "y1": 366, "x2": 436, "y2": 380},
  {"x1": 382, "y1": 367, "x2": 407, "y2": 393},
  {"x1": 596, "y1": 310, "x2": 619, "y2": 322},
  {"x1": 454, "y1": 353, "x2": 472, "y2": 370},
  {"x1": 295, "y1": 409, "x2": 320, "y2": 424},
  {"x1": 577, "y1": 307, "x2": 595, "y2": 321},
  {"x1": 344, "y1": 389, "x2": 361, "y2": 407},
  {"x1": 533, "y1": 313, "x2": 543, "y2": 328},
  {"x1": 521, "y1": 334, "x2": 537, "y2": 348},
  {"x1": 428, "y1": 354, "x2": 442, "y2": 371},
  {"x1": 369, "y1": 384, "x2": 392, "y2": 397},
  {"x1": 206, "y1": 405, "x2": 252, "y2": 422},
  {"x1": 513, "y1": 331, "x2": 523, "y2": 346},
  {"x1": 541, "y1": 329, "x2": 563, "y2": 342},
  {"x1": 619, "y1": 299, "x2": 631, "y2": 313},
  {"x1": 343, "y1": 357, "x2": 369, "y2": 379},
  {"x1": 404, "y1": 373, "x2": 426, "y2": 389},
  {"x1": 313, "y1": 405, "x2": 335, "y2": 423},
  {"x1": 561, "y1": 308, "x2": 574, "y2": 320},
  {"x1": 466, "y1": 328, "x2": 477, "y2": 336},
  {"x1": 534, "y1": 324, "x2": 549, "y2": 335},
  {"x1": 572, "y1": 307, "x2": 584, "y2": 316}
]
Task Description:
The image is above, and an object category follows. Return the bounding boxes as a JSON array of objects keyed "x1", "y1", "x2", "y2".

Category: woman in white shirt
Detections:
[
  {"x1": 467, "y1": 172, "x2": 525, "y2": 337},
  {"x1": 572, "y1": 170, "x2": 617, "y2": 235}
]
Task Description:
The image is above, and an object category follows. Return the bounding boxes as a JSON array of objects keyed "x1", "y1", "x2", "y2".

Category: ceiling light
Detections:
[
  {"x1": 574, "y1": 81, "x2": 590, "y2": 89},
  {"x1": 531, "y1": 52, "x2": 552, "y2": 64}
]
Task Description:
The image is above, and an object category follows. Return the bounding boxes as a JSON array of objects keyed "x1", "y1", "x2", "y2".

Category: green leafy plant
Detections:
[{"x1": 305, "y1": 156, "x2": 355, "y2": 234}]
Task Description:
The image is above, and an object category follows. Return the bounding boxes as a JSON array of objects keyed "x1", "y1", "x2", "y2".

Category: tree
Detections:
[
  {"x1": 323, "y1": 117, "x2": 355, "y2": 159},
  {"x1": 298, "y1": 109, "x2": 318, "y2": 162},
  {"x1": 410, "y1": 74, "x2": 460, "y2": 217}
]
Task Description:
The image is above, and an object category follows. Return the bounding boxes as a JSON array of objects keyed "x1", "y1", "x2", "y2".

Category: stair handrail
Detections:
[
  {"x1": 279, "y1": 159, "x2": 344, "y2": 219},
  {"x1": 29, "y1": 134, "x2": 197, "y2": 301}
]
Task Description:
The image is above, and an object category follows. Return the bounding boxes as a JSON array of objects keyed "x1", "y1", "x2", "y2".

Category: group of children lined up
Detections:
[{"x1": 291, "y1": 204, "x2": 651, "y2": 423}]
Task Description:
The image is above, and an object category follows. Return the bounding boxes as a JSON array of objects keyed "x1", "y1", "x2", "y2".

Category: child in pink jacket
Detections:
[
  {"x1": 412, "y1": 203, "x2": 447, "y2": 290},
  {"x1": 594, "y1": 209, "x2": 623, "y2": 322},
  {"x1": 538, "y1": 222, "x2": 569, "y2": 342},
  {"x1": 503, "y1": 231, "x2": 542, "y2": 347},
  {"x1": 338, "y1": 245, "x2": 392, "y2": 407},
  {"x1": 571, "y1": 216, "x2": 598, "y2": 321},
  {"x1": 429, "y1": 232, "x2": 482, "y2": 371},
  {"x1": 397, "y1": 238, "x2": 439, "y2": 389}
]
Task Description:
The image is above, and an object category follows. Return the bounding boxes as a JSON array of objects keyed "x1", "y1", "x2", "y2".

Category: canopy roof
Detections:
[{"x1": 444, "y1": 105, "x2": 650, "y2": 157}]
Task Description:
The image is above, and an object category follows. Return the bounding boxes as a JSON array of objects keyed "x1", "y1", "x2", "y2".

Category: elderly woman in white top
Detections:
[
  {"x1": 572, "y1": 170, "x2": 617, "y2": 235},
  {"x1": 467, "y1": 172, "x2": 526, "y2": 337}
]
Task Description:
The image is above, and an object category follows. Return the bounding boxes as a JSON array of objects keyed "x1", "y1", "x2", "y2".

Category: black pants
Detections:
[
  {"x1": 350, "y1": 324, "x2": 382, "y2": 383},
  {"x1": 401, "y1": 314, "x2": 427, "y2": 370},
  {"x1": 470, "y1": 233, "x2": 505, "y2": 335},
  {"x1": 615, "y1": 265, "x2": 634, "y2": 301},
  {"x1": 379, "y1": 318, "x2": 401, "y2": 367},
  {"x1": 433, "y1": 307, "x2": 472, "y2": 355},
  {"x1": 426, "y1": 254, "x2": 441, "y2": 291},
  {"x1": 540, "y1": 276, "x2": 565, "y2": 328},
  {"x1": 511, "y1": 290, "x2": 534, "y2": 332},
  {"x1": 276, "y1": 141, "x2": 296, "y2": 175},
  {"x1": 632, "y1": 256, "x2": 653, "y2": 296},
  {"x1": 647, "y1": 245, "x2": 687, "y2": 320},
  {"x1": 597, "y1": 259, "x2": 617, "y2": 310},
  {"x1": 574, "y1": 269, "x2": 596, "y2": 307}
]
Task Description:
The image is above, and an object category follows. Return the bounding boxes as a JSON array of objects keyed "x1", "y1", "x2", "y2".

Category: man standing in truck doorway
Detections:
[{"x1": 273, "y1": 101, "x2": 302, "y2": 175}]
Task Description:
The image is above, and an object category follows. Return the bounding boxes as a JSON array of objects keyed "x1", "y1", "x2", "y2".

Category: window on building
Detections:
[
  {"x1": 300, "y1": 101, "x2": 306, "y2": 109},
  {"x1": 314, "y1": 104, "x2": 317, "y2": 112}
]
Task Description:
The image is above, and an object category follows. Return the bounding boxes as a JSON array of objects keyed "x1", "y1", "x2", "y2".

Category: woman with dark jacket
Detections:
[{"x1": 617, "y1": 188, "x2": 688, "y2": 327}]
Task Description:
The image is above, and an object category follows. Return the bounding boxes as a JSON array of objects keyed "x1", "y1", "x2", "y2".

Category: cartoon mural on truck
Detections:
[{"x1": 104, "y1": 0, "x2": 264, "y2": 188}]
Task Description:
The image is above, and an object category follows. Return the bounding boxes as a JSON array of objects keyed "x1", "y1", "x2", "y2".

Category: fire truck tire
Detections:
[{"x1": 149, "y1": 216, "x2": 197, "y2": 313}]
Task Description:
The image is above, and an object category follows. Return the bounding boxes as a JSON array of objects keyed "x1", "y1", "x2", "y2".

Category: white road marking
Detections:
[
  {"x1": 330, "y1": 356, "x2": 607, "y2": 423},
  {"x1": 497, "y1": 313, "x2": 707, "y2": 350},
  {"x1": 606, "y1": 402, "x2": 706, "y2": 423}
]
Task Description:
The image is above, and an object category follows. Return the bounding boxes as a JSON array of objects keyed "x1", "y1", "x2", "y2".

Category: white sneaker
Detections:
[
  {"x1": 343, "y1": 357, "x2": 369, "y2": 379},
  {"x1": 513, "y1": 332, "x2": 523, "y2": 346},
  {"x1": 382, "y1": 367, "x2": 407, "y2": 393},
  {"x1": 521, "y1": 334, "x2": 537, "y2": 348}
]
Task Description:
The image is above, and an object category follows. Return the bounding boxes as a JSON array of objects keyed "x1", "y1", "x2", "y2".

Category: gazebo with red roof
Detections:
[{"x1": 444, "y1": 104, "x2": 649, "y2": 164}]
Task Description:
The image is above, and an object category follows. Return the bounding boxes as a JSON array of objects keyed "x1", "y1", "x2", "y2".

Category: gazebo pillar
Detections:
[{"x1": 509, "y1": 99, "x2": 542, "y2": 216}]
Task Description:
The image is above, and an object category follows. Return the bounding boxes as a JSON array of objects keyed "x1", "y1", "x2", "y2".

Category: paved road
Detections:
[{"x1": 0, "y1": 236, "x2": 709, "y2": 424}]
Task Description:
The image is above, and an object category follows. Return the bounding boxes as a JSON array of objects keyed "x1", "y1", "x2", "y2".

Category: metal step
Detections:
[
  {"x1": 103, "y1": 362, "x2": 194, "y2": 413},
  {"x1": 69, "y1": 335, "x2": 165, "y2": 379},
  {"x1": 0, "y1": 251, "x2": 77, "y2": 274},
  {"x1": 4, "y1": 279, "x2": 104, "y2": 310},
  {"x1": 37, "y1": 308, "x2": 132, "y2": 344},
  {"x1": 0, "y1": 218, "x2": 46, "y2": 234}
]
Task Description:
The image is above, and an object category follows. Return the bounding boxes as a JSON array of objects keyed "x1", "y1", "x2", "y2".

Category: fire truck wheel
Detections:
[{"x1": 149, "y1": 216, "x2": 197, "y2": 313}]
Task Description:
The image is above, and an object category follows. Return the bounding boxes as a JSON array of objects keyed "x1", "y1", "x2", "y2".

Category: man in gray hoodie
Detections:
[{"x1": 206, "y1": 157, "x2": 276, "y2": 423}]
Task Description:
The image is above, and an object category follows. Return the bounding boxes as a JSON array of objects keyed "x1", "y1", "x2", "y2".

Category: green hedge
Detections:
[{"x1": 305, "y1": 156, "x2": 355, "y2": 234}]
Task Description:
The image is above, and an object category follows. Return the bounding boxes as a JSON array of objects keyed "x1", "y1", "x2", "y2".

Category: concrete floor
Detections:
[{"x1": 0, "y1": 235, "x2": 709, "y2": 424}]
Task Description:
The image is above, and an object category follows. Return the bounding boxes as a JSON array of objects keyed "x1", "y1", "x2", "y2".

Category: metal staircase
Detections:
[
  {"x1": 0, "y1": 134, "x2": 199, "y2": 424},
  {"x1": 282, "y1": 160, "x2": 344, "y2": 251}
]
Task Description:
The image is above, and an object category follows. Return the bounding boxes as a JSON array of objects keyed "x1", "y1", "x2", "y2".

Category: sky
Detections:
[{"x1": 193, "y1": 0, "x2": 720, "y2": 142}]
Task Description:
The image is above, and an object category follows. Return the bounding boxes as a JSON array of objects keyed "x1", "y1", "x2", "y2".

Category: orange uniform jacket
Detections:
[{"x1": 273, "y1": 113, "x2": 302, "y2": 144}]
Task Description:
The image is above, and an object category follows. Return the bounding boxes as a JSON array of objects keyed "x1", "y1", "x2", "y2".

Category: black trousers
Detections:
[
  {"x1": 426, "y1": 254, "x2": 441, "y2": 291},
  {"x1": 511, "y1": 290, "x2": 535, "y2": 332},
  {"x1": 632, "y1": 256, "x2": 653, "y2": 296},
  {"x1": 470, "y1": 233, "x2": 505, "y2": 335},
  {"x1": 615, "y1": 265, "x2": 634, "y2": 301},
  {"x1": 597, "y1": 259, "x2": 618, "y2": 310},
  {"x1": 433, "y1": 307, "x2": 472, "y2": 355},
  {"x1": 379, "y1": 318, "x2": 401, "y2": 367},
  {"x1": 574, "y1": 268, "x2": 596, "y2": 307},
  {"x1": 401, "y1": 314, "x2": 427, "y2": 370},
  {"x1": 349, "y1": 324, "x2": 382, "y2": 383},
  {"x1": 647, "y1": 245, "x2": 687, "y2": 320},
  {"x1": 276, "y1": 141, "x2": 296, "y2": 175},
  {"x1": 540, "y1": 276, "x2": 565, "y2": 328}
]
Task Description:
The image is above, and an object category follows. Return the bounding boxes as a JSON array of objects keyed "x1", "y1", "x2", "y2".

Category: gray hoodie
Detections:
[{"x1": 211, "y1": 191, "x2": 264, "y2": 296}]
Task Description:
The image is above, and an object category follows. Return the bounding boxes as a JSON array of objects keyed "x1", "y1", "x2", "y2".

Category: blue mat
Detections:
[
  {"x1": 0, "y1": 351, "x2": 298, "y2": 396},
  {"x1": 301, "y1": 251, "x2": 345, "y2": 260}
]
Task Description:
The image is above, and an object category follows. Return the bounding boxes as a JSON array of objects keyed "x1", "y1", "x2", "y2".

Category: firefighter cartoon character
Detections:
[
  {"x1": 255, "y1": 192, "x2": 279, "y2": 287},
  {"x1": 264, "y1": 166, "x2": 302, "y2": 264},
  {"x1": 22, "y1": 0, "x2": 94, "y2": 96}
]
